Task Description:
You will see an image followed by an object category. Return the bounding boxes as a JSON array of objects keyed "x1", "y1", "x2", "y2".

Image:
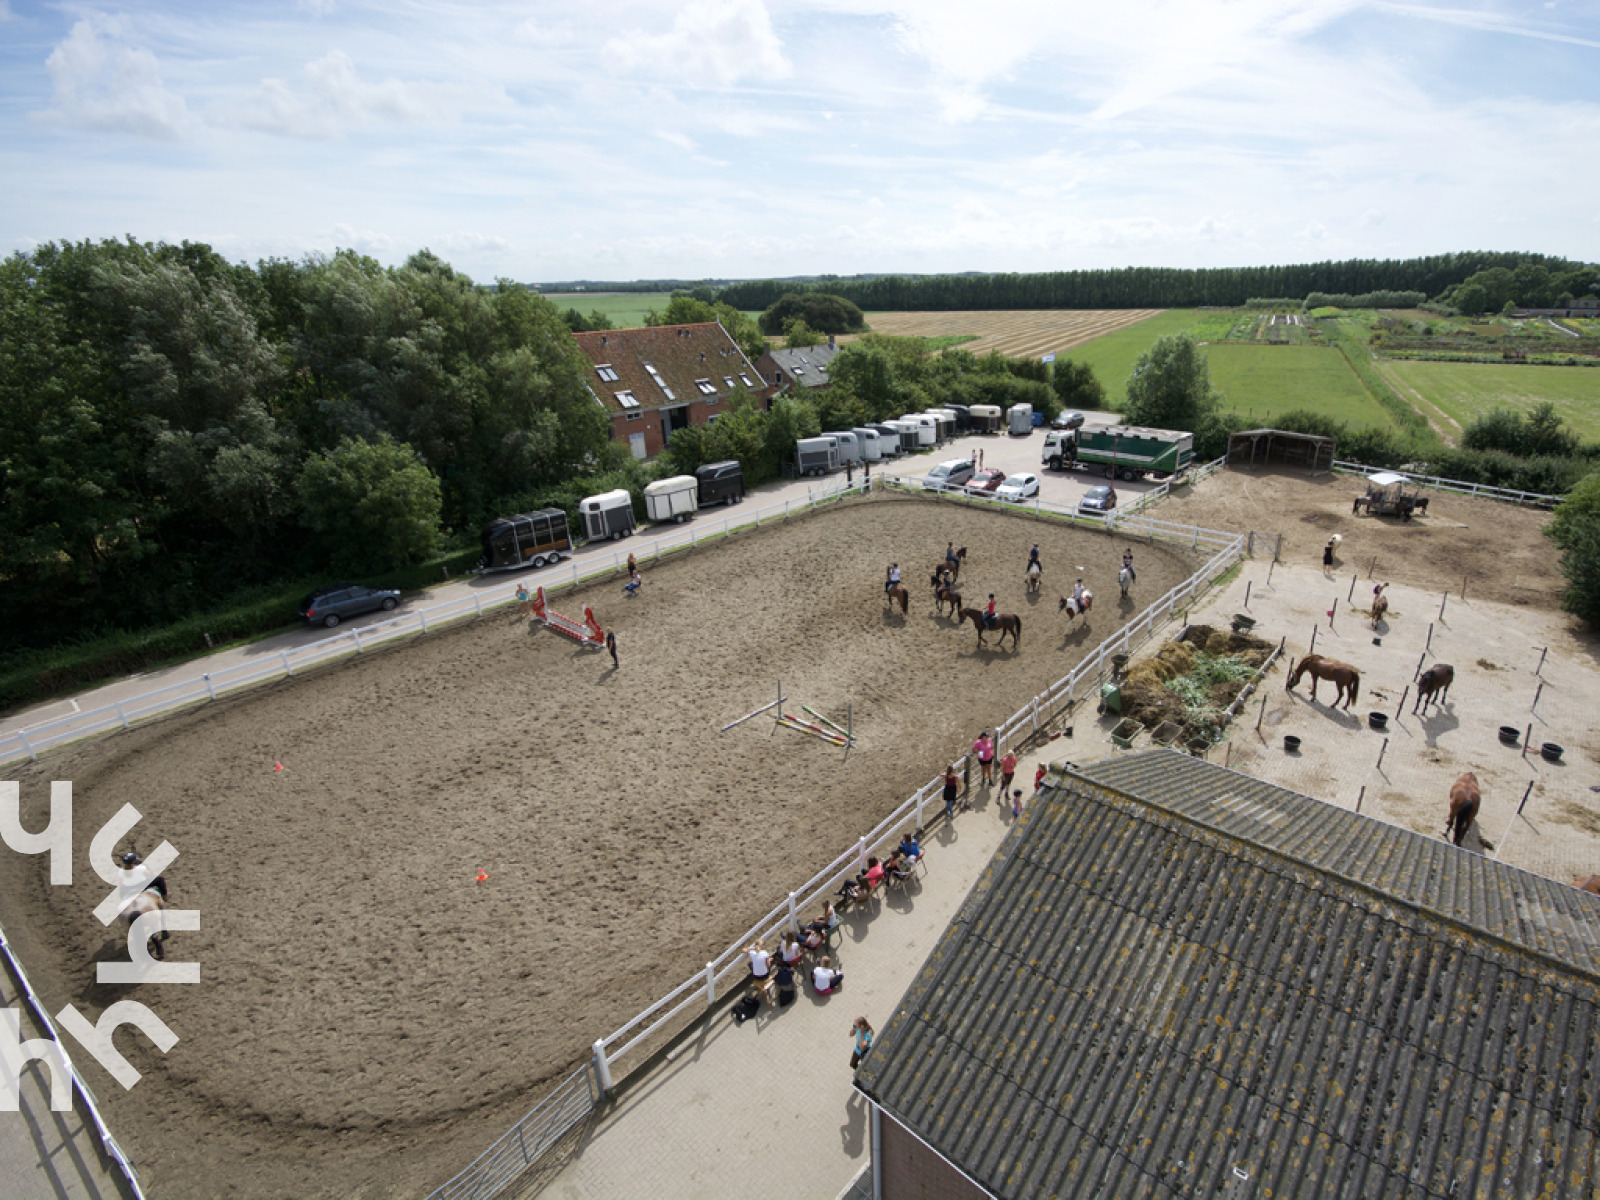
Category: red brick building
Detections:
[{"x1": 571, "y1": 323, "x2": 766, "y2": 460}]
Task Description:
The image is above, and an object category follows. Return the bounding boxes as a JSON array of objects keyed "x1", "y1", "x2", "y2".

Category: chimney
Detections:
[
  {"x1": 828, "y1": 334, "x2": 836, "y2": 349},
  {"x1": 601, "y1": 334, "x2": 607, "y2": 345}
]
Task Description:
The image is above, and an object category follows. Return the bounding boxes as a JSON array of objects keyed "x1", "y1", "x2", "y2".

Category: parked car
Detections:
[
  {"x1": 1078, "y1": 484, "x2": 1117, "y2": 515},
  {"x1": 923, "y1": 458, "x2": 975, "y2": 491},
  {"x1": 965, "y1": 470, "x2": 1007, "y2": 494},
  {"x1": 1052, "y1": 411, "x2": 1086, "y2": 431},
  {"x1": 298, "y1": 583, "x2": 401, "y2": 628},
  {"x1": 995, "y1": 472, "x2": 1041, "y2": 502}
]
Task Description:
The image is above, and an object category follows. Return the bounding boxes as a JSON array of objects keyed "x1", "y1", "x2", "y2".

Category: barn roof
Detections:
[
  {"x1": 856, "y1": 749, "x2": 1600, "y2": 1199},
  {"x1": 571, "y1": 323, "x2": 761, "y2": 415}
]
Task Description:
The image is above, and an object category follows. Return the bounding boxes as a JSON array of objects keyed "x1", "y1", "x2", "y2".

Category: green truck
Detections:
[{"x1": 1040, "y1": 424, "x2": 1194, "y2": 481}]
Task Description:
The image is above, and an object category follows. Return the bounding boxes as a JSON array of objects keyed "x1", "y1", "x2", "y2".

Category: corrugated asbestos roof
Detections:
[{"x1": 857, "y1": 749, "x2": 1600, "y2": 1199}]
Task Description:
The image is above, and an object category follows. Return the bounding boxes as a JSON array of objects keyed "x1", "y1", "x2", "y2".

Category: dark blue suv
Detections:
[{"x1": 298, "y1": 584, "x2": 400, "y2": 628}]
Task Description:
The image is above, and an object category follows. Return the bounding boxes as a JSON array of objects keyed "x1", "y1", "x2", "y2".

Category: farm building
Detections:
[
  {"x1": 755, "y1": 340, "x2": 841, "y2": 396},
  {"x1": 572, "y1": 323, "x2": 767, "y2": 459},
  {"x1": 855, "y1": 748, "x2": 1600, "y2": 1199},
  {"x1": 1226, "y1": 427, "x2": 1336, "y2": 473}
]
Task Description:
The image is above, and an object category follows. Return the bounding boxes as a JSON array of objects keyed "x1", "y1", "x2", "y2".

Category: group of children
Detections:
[{"x1": 835, "y1": 831, "x2": 924, "y2": 908}]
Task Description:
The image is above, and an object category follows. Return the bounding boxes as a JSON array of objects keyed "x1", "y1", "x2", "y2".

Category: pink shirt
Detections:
[
  {"x1": 973, "y1": 737, "x2": 994, "y2": 763},
  {"x1": 1001, "y1": 753, "x2": 1017, "y2": 775}
]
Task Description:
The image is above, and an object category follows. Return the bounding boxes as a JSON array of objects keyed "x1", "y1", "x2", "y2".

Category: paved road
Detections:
[{"x1": 1, "y1": 413, "x2": 1146, "y2": 751}]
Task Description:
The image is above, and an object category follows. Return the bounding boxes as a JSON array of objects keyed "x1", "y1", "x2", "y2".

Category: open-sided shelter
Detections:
[
  {"x1": 855, "y1": 748, "x2": 1600, "y2": 1199},
  {"x1": 1227, "y1": 428, "x2": 1336, "y2": 474}
]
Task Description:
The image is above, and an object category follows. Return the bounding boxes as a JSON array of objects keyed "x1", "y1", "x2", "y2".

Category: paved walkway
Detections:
[
  {"x1": 0, "y1": 958, "x2": 130, "y2": 1200},
  {"x1": 542, "y1": 738, "x2": 1084, "y2": 1200}
]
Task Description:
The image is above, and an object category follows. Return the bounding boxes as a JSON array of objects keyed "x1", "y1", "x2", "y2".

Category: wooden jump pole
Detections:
[
  {"x1": 1347, "y1": 574, "x2": 1357, "y2": 603},
  {"x1": 803, "y1": 704, "x2": 852, "y2": 739},
  {"x1": 1517, "y1": 780, "x2": 1535, "y2": 815},
  {"x1": 721, "y1": 697, "x2": 785, "y2": 732}
]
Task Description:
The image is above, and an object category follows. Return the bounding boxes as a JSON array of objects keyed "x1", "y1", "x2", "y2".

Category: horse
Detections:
[
  {"x1": 1573, "y1": 876, "x2": 1600, "y2": 896},
  {"x1": 959, "y1": 607, "x2": 1021, "y2": 650},
  {"x1": 1443, "y1": 772, "x2": 1480, "y2": 847},
  {"x1": 1118, "y1": 566, "x2": 1132, "y2": 598},
  {"x1": 1413, "y1": 663, "x2": 1454, "y2": 713},
  {"x1": 931, "y1": 577, "x2": 962, "y2": 617},
  {"x1": 121, "y1": 888, "x2": 169, "y2": 961},
  {"x1": 1025, "y1": 561, "x2": 1043, "y2": 594},
  {"x1": 1370, "y1": 584, "x2": 1389, "y2": 629},
  {"x1": 1286, "y1": 654, "x2": 1360, "y2": 709},
  {"x1": 937, "y1": 546, "x2": 967, "y2": 582},
  {"x1": 1058, "y1": 590, "x2": 1093, "y2": 624},
  {"x1": 885, "y1": 584, "x2": 909, "y2": 615}
]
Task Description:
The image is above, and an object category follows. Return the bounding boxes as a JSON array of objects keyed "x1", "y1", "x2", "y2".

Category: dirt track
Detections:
[{"x1": 0, "y1": 493, "x2": 1204, "y2": 1199}]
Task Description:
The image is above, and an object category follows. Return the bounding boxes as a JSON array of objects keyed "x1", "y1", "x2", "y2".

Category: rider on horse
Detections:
[
  {"x1": 984, "y1": 594, "x2": 997, "y2": 628},
  {"x1": 885, "y1": 563, "x2": 901, "y2": 594},
  {"x1": 946, "y1": 542, "x2": 959, "y2": 571},
  {"x1": 116, "y1": 849, "x2": 168, "y2": 909},
  {"x1": 1122, "y1": 548, "x2": 1135, "y2": 583},
  {"x1": 1072, "y1": 578, "x2": 1087, "y2": 607},
  {"x1": 1027, "y1": 543, "x2": 1041, "y2": 572}
]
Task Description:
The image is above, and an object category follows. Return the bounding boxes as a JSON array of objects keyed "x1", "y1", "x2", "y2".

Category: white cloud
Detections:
[
  {"x1": 605, "y1": 0, "x2": 791, "y2": 87},
  {"x1": 41, "y1": 15, "x2": 193, "y2": 140},
  {"x1": 229, "y1": 50, "x2": 507, "y2": 138},
  {"x1": 0, "y1": 2, "x2": 15, "y2": 22}
]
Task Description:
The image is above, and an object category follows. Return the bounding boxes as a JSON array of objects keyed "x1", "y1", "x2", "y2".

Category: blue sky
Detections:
[{"x1": 1, "y1": 0, "x2": 1596, "y2": 283}]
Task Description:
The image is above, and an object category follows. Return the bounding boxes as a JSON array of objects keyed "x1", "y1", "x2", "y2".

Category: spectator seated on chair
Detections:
[
  {"x1": 887, "y1": 853, "x2": 914, "y2": 888},
  {"x1": 732, "y1": 985, "x2": 763, "y2": 1024},
  {"x1": 778, "y1": 931, "x2": 804, "y2": 972},
  {"x1": 774, "y1": 963, "x2": 797, "y2": 1007},
  {"x1": 862, "y1": 856, "x2": 885, "y2": 891},
  {"x1": 746, "y1": 940, "x2": 771, "y2": 982},
  {"x1": 836, "y1": 876, "x2": 864, "y2": 907},
  {"x1": 897, "y1": 831, "x2": 923, "y2": 865},
  {"x1": 812, "y1": 957, "x2": 843, "y2": 995}
]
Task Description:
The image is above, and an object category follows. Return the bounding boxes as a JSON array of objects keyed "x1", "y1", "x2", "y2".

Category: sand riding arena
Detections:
[{"x1": 0, "y1": 492, "x2": 1209, "y2": 1199}]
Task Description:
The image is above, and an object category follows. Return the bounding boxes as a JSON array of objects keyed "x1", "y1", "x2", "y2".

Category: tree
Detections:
[
  {"x1": 760, "y1": 393, "x2": 819, "y2": 477},
  {"x1": 645, "y1": 293, "x2": 767, "y2": 363},
  {"x1": 1051, "y1": 359, "x2": 1107, "y2": 411},
  {"x1": 1454, "y1": 283, "x2": 1489, "y2": 316},
  {"x1": 784, "y1": 318, "x2": 822, "y2": 348},
  {"x1": 1121, "y1": 334, "x2": 1221, "y2": 431},
  {"x1": 297, "y1": 435, "x2": 443, "y2": 571},
  {"x1": 1546, "y1": 472, "x2": 1600, "y2": 627},
  {"x1": 758, "y1": 292, "x2": 866, "y2": 336}
]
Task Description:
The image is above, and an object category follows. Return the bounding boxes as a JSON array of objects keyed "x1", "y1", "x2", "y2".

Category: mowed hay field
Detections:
[
  {"x1": 1386, "y1": 360, "x2": 1600, "y2": 442},
  {"x1": 853, "y1": 309, "x2": 1164, "y2": 359},
  {"x1": 0, "y1": 494, "x2": 1205, "y2": 1200},
  {"x1": 1206, "y1": 344, "x2": 1403, "y2": 432}
]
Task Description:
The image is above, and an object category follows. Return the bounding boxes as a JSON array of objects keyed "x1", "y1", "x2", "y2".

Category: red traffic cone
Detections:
[
  {"x1": 273, "y1": 760, "x2": 286, "y2": 772},
  {"x1": 475, "y1": 869, "x2": 488, "y2": 883}
]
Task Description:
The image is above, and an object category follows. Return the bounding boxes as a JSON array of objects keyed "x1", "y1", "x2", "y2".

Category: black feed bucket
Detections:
[
  {"x1": 1368, "y1": 712, "x2": 1388, "y2": 732},
  {"x1": 1499, "y1": 726, "x2": 1521, "y2": 746},
  {"x1": 1542, "y1": 743, "x2": 1564, "y2": 763},
  {"x1": 1283, "y1": 735, "x2": 1302, "y2": 754}
]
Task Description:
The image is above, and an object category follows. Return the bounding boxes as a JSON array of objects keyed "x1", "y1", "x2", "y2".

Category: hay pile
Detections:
[{"x1": 1116, "y1": 625, "x2": 1276, "y2": 741}]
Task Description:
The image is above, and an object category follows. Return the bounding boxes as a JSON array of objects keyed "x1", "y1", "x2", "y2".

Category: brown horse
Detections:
[
  {"x1": 1370, "y1": 584, "x2": 1389, "y2": 629},
  {"x1": 1573, "y1": 876, "x2": 1600, "y2": 896},
  {"x1": 936, "y1": 546, "x2": 967, "y2": 583},
  {"x1": 932, "y1": 581, "x2": 962, "y2": 618},
  {"x1": 1286, "y1": 654, "x2": 1361, "y2": 709},
  {"x1": 959, "y1": 607, "x2": 1021, "y2": 650},
  {"x1": 1444, "y1": 772, "x2": 1480, "y2": 846},
  {"x1": 1058, "y1": 590, "x2": 1093, "y2": 624},
  {"x1": 885, "y1": 584, "x2": 909, "y2": 614},
  {"x1": 1413, "y1": 663, "x2": 1454, "y2": 713}
]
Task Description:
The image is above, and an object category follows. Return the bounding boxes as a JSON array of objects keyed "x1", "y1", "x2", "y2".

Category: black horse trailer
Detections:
[
  {"x1": 478, "y1": 508, "x2": 572, "y2": 573},
  {"x1": 696, "y1": 460, "x2": 745, "y2": 506}
]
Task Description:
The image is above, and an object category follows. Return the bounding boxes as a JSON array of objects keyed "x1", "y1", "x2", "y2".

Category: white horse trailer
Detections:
[
  {"x1": 904, "y1": 415, "x2": 938, "y2": 447},
  {"x1": 852, "y1": 426, "x2": 883, "y2": 461},
  {"x1": 644, "y1": 475, "x2": 699, "y2": 524},
  {"x1": 889, "y1": 420, "x2": 920, "y2": 453},
  {"x1": 825, "y1": 430, "x2": 862, "y2": 464},
  {"x1": 1008, "y1": 403, "x2": 1034, "y2": 435},
  {"x1": 796, "y1": 435, "x2": 841, "y2": 476},
  {"x1": 925, "y1": 411, "x2": 956, "y2": 442},
  {"x1": 969, "y1": 404, "x2": 1003, "y2": 433},
  {"x1": 580, "y1": 489, "x2": 636, "y2": 541},
  {"x1": 871, "y1": 423, "x2": 906, "y2": 455}
]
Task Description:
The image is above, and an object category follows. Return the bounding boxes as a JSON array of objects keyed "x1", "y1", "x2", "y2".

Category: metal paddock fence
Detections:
[
  {"x1": 1329, "y1": 459, "x2": 1563, "y2": 509},
  {"x1": 425, "y1": 505, "x2": 1247, "y2": 1200}
]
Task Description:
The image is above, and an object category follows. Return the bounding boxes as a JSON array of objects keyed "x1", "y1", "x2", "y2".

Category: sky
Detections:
[{"x1": 1, "y1": 0, "x2": 1596, "y2": 284}]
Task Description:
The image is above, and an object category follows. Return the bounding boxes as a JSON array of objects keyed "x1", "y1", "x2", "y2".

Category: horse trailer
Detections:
[
  {"x1": 579, "y1": 489, "x2": 636, "y2": 541},
  {"x1": 944, "y1": 403, "x2": 972, "y2": 433},
  {"x1": 1008, "y1": 404, "x2": 1034, "y2": 435},
  {"x1": 969, "y1": 404, "x2": 1003, "y2": 433},
  {"x1": 695, "y1": 460, "x2": 745, "y2": 506},
  {"x1": 1042, "y1": 424, "x2": 1194, "y2": 481},
  {"x1": 923, "y1": 411, "x2": 955, "y2": 442},
  {"x1": 796, "y1": 435, "x2": 841, "y2": 476},
  {"x1": 885, "y1": 420, "x2": 919, "y2": 454},
  {"x1": 644, "y1": 475, "x2": 699, "y2": 524},
  {"x1": 902, "y1": 415, "x2": 938, "y2": 446},
  {"x1": 824, "y1": 430, "x2": 862, "y2": 465},
  {"x1": 852, "y1": 426, "x2": 884, "y2": 461},
  {"x1": 477, "y1": 507, "x2": 572, "y2": 573}
]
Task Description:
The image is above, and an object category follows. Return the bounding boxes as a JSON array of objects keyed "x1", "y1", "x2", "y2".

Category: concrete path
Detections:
[
  {"x1": 1, "y1": 415, "x2": 1138, "y2": 757},
  {"x1": 0, "y1": 961, "x2": 130, "y2": 1200},
  {"x1": 542, "y1": 738, "x2": 1085, "y2": 1200}
]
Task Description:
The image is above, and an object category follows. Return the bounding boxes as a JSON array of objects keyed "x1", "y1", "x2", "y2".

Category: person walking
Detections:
[
  {"x1": 973, "y1": 732, "x2": 995, "y2": 785},
  {"x1": 1322, "y1": 537, "x2": 1335, "y2": 577},
  {"x1": 851, "y1": 1017, "x2": 874, "y2": 1069},
  {"x1": 942, "y1": 764, "x2": 960, "y2": 820},
  {"x1": 605, "y1": 630, "x2": 618, "y2": 668},
  {"x1": 999, "y1": 750, "x2": 1018, "y2": 796},
  {"x1": 1122, "y1": 547, "x2": 1136, "y2": 583}
]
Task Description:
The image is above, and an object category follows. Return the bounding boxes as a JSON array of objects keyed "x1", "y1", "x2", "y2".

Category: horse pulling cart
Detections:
[{"x1": 1353, "y1": 471, "x2": 1428, "y2": 520}]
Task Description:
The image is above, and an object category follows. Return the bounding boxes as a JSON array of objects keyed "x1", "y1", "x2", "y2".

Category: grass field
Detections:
[
  {"x1": 850, "y1": 309, "x2": 1163, "y2": 364},
  {"x1": 539, "y1": 291, "x2": 676, "y2": 328},
  {"x1": 1061, "y1": 309, "x2": 1210, "y2": 406},
  {"x1": 1205, "y1": 344, "x2": 1401, "y2": 431},
  {"x1": 1387, "y1": 360, "x2": 1600, "y2": 442}
]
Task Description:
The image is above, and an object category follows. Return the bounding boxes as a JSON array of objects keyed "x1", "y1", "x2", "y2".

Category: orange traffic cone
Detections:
[
  {"x1": 476, "y1": 869, "x2": 488, "y2": 883},
  {"x1": 273, "y1": 761, "x2": 286, "y2": 772}
]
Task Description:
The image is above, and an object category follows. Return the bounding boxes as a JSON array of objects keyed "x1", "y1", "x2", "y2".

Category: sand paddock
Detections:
[{"x1": 0, "y1": 493, "x2": 1206, "y2": 1198}]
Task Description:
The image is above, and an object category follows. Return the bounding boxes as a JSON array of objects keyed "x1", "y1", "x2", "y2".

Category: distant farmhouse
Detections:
[
  {"x1": 755, "y1": 339, "x2": 842, "y2": 395},
  {"x1": 571, "y1": 323, "x2": 766, "y2": 459},
  {"x1": 856, "y1": 748, "x2": 1600, "y2": 1199}
]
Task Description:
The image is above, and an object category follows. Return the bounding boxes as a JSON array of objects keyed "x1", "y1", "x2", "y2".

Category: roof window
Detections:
[
  {"x1": 724, "y1": 376, "x2": 736, "y2": 389},
  {"x1": 695, "y1": 378, "x2": 717, "y2": 395},
  {"x1": 739, "y1": 373, "x2": 754, "y2": 387},
  {"x1": 615, "y1": 390, "x2": 640, "y2": 409},
  {"x1": 643, "y1": 363, "x2": 674, "y2": 400},
  {"x1": 595, "y1": 364, "x2": 619, "y2": 382}
]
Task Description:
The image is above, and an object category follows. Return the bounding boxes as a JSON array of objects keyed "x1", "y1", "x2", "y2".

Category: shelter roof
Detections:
[
  {"x1": 571, "y1": 323, "x2": 761, "y2": 415},
  {"x1": 1367, "y1": 471, "x2": 1408, "y2": 486},
  {"x1": 856, "y1": 749, "x2": 1600, "y2": 1199}
]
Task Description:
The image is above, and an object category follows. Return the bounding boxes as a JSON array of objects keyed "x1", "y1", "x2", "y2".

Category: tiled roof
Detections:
[
  {"x1": 572, "y1": 323, "x2": 761, "y2": 416},
  {"x1": 761, "y1": 344, "x2": 840, "y2": 389},
  {"x1": 857, "y1": 749, "x2": 1600, "y2": 1199}
]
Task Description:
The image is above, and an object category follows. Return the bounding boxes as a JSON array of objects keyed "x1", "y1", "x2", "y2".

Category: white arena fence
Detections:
[
  {"x1": 1329, "y1": 459, "x2": 1562, "y2": 509},
  {"x1": 0, "y1": 920, "x2": 146, "y2": 1200},
  {"x1": 0, "y1": 478, "x2": 872, "y2": 769},
  {"x1": 426, "y1": 503, "x2": 1247, "y2": 1200}
]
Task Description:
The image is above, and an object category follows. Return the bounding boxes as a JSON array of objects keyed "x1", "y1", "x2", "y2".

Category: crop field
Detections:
[
  {"x1": 1204, "y1": 344, "x2": 1400, "y2": 431},
  {"x1": 1386, "y1": 360, "x2": 1600, "y2": 442},
  {"x1": 539, "y1": 291, "x2": 676, "y2": 328},
  {"x1": 852, "y1": 308, "x2": 1163, "y2": 363}
]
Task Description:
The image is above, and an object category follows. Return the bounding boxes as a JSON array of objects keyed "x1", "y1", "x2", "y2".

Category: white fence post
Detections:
[
  {"x1": 855, "y1": 836, "x2": 868, "y2": 871},
  {"x1": 115, "y1": 702, "x2": 129, "y2": 730},
  {"x1": 691, "y1": 527, "x2": 697, "y2": 549},
  {"x1": 787, "y1": 891, "x2": 798, "y2": 930},
  {"x1": 352, "y1": 628, "x2": 363, "y2": 653},
  {"x1": 1031, "y1": 696, "x2": 1040, "y2": 736},
  {"x1": 704, "y1": 962, "x2": 716, "y2": 1005},
  {"x1": 916, "y1": 789, "x2": 926, "y2": 829},
  {"x1": 419, "y1": 610, "x2": 429, "y2": 633},
  {"x1": 281, "y1": 650, "x2": 294, "y2": 676},
  {"x1": 19, "y1": 730, "x2": 36, "y2": 762},
  {"x1": 592, "y1": 1039, "x2": 613, "y2": 1093},
  {"x1": 201, "y1": 673, "x2": 216, "y2": 700},
  {"x1": 474, "y1": 595, "x2": 483, "y2": 616}
]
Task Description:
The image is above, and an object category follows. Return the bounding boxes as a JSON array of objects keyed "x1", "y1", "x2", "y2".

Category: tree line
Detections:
[{"x1": 717, "y1": 252, "x2": 1592, "y2": 313}]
